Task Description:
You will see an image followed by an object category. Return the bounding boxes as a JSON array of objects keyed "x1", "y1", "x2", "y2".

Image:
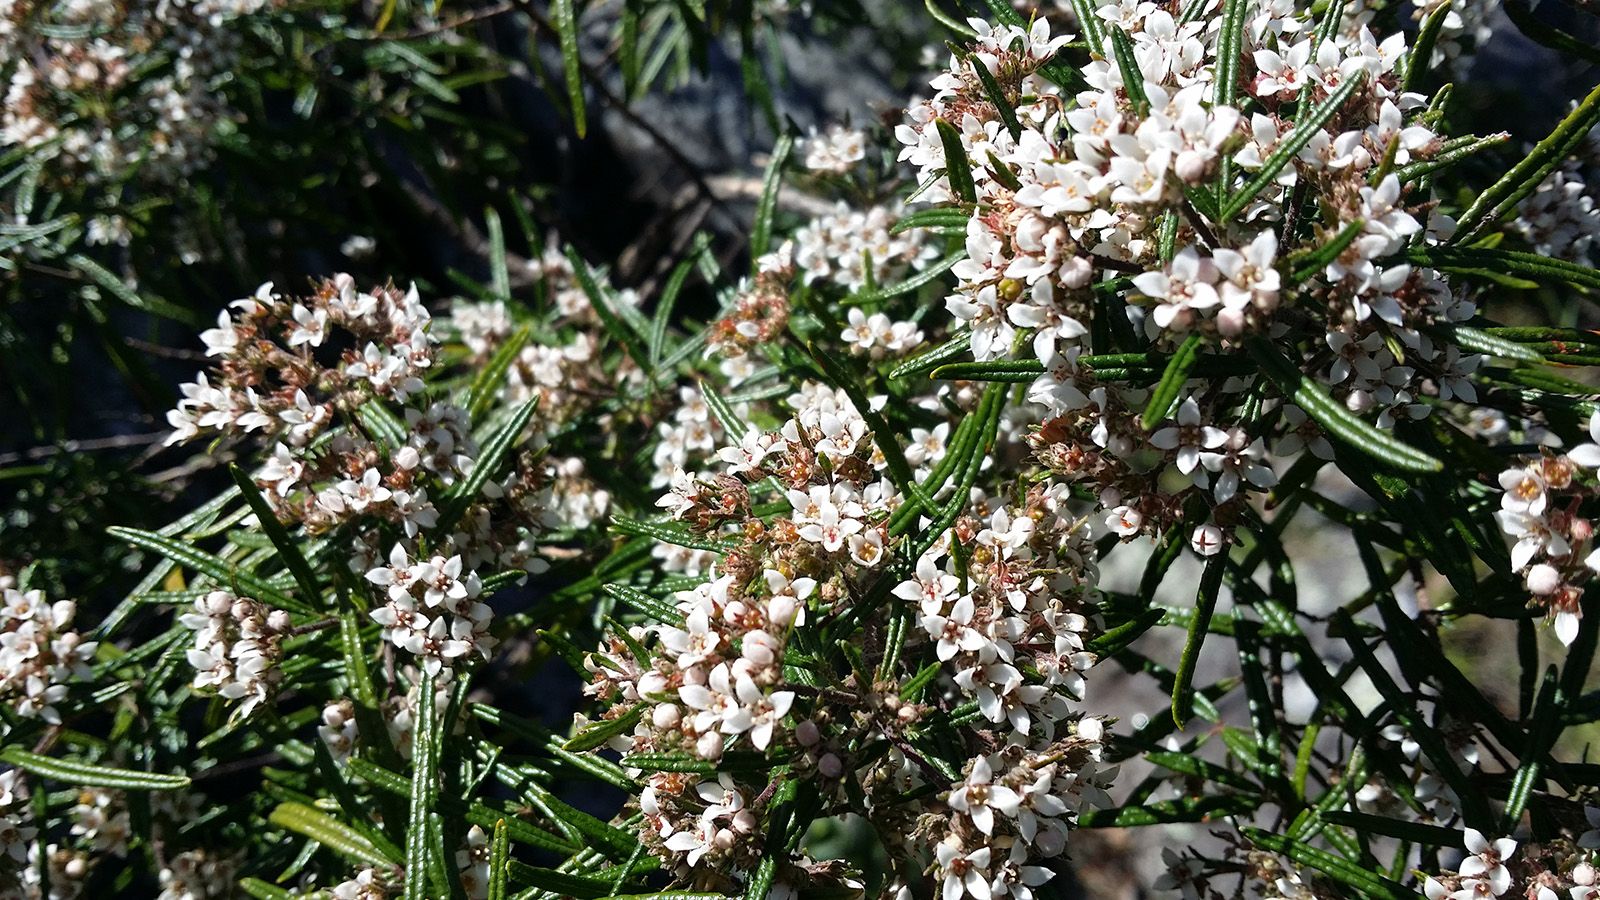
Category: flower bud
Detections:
[
  {"x1": 818, "y1": 753, "x2": 843, "y2": 778},
  {"x1": 696, "y1": 731, "x2": 724, "y2": 760},
  {"x1": 652, "y1": 703, "x2": 681, "y2": 729},
  {"x1": 796, "y1": 720, "x2": 821, "y2": 747},
  {"x1": 1572, "y1": 862, "x2": 1596, "y2": 886},
  {"x1": 1526, "y1": 563, "x2": 1562, "y2": 595}
]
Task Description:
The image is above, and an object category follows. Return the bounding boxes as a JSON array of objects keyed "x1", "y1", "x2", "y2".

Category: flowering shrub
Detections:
[{"x1": 2, "y1": 0, "x2": 1600, "y2": 898}]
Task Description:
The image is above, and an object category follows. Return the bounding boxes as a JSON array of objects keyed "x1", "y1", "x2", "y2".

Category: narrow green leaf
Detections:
[
  {"x1": 1443, "y1": 325, "x2": 1544, "y2": 362},
  {"x1": 1067, "y1": 0, "x2": 1105, "y2": 54},
  {"x1": 1454, "y1": 79, "x2": 1600, "y2": 242},
  {"x1": 1214, "y1": 0, "x2": 1249, "y2": 108},
  {"x1": 890, "y1": 332, "x2": 971, "y2": 380},
  {"x1": 485, "y1": 207, "x2": 510, "y2": 299},
  {"x1": 565, "y1": 247, "x2": 653, "y2": 371},
  {"x1": 269, "y1": 802, "x2": 394, "y2": 867},
  {"x1": 563, "y1": 704, "x2": 644, "y2": 752},
  {"x1": 1244, "y1": 828, "x2": 1425, "y2": 900},
  {"x1": 1110, "y1": 28, "x2": 1148, "y2": 116},
  {"x1": 239, "y1": 878, "x2": 296, "y2": 900},
  {"x1": 466, "y1": 325, "x2": 532, "y2": 422},
  {"x1": 750, "y1": 134, "x2": 795, "y2": 262},
  {"x1": 1394, "y1": 132, "x2": 1510, "y2": 183},
  {"x1": 1141, "y1": 334, "x2": 1203, "y2": 429},
  {"x1": 649, "y1": 252, "x2": 698, "y2": 368},
  {"x1": 106, "y1": 526, "x2": 301, "y2": 612},
  {"x1": 1172, "y1": 554, "x2": 1225, "y2": 726},
  {"x1": 699, "y1": 382, "x2": 748, "y2": 441},
  {"x1": 1243, "y1": 337, "x2": 1442, "y2": 473},
  {"x1": 1411, "y1": 246, "x2": 1600, "y2": 292},
  {"x1": 601, "y1": 583, "x2": 683, "y2": 623},
  {"x1": 0, "y1": 749, "x2": 189, "y2": 791},
  {"x1": 1221, "y1": 71, "x2": 1368, "y2": 220},
  {"x1": 436, "y1": 397, "x2": 540, "y2": 532},
  {"x1": 404, "y1": 670, "x2": 441, "y2": 899},
  {"x1": 554, "y1": 0, "x2": 587, "y2": 138},
  {"x1": 609, "y1": 516, "x2": 735, "y2": 552},
  {"x1": 488, "y1": 820, "x2": 510, "y2": 900},
  {"x1": 229, "y1": 465, "x2": 322, "y2": 608},
  {"x1": 1503, "y1": 665, "x2": 1562, "y2": 829},
  {"x1": 68, "y1": 254, "x2": 201, "y2": 326},
  {"x1": 934, "y1": 119, "x2": 977, "y2": 205},
  {"x1": 968, "y1": 54, "x2": 1021, "y2": 140},
  {"x1": 1402, "y1": 1, "x2": 1452, "y2": 91},
  {"x1": 843, "y1": 250, "x2": 964, "y2": 306},
  {"x1": 347, "y1": 759, "x2": 577, "y2": 854},
  {"x1": 1079, "y1": 794, "x2": 1258, "y2": 827},
  {"x1": 890, "y1": 207, "x2": 970, "y2": 234}
]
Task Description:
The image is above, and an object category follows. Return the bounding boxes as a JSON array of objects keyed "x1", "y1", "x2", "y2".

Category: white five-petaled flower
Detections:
[{"x1": 895, "y1": 555, "x2": 960, "y2": 616}]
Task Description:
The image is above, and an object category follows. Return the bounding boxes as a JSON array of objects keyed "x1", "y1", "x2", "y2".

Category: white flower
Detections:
[
  {"x1": 947, "y1": 756, "x2": 1020, "y2": 835},
  {"x1": 922, "y1": 596, "x2": 988, "y2": 661},
  {"x1": 935, "y1": 841, "x2": 993, "y2": 900},
  {"x1": 895, "y1": 555, "x2": 960, "y2": 615},
  {"x1": 1150, "y1": 396, "x2": 1228, "y2": 474},
  {"x1": 1458, "y1": 829, "x2": 1515, "y2": 896},
  {"x1": 1498, "y1": 466, "x2": 1548, "y2": 516}
]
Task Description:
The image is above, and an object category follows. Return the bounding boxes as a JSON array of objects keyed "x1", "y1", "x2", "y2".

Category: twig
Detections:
[{"x1": 0, "y1": 432, "x2": 169, "y2": 466}]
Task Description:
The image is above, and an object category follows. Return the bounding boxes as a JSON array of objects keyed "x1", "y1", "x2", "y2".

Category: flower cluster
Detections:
[
  {"x1": 157, "y1": 848, "x2": 239, "y2": 900},
  {"x1": 1422, "y1": 829, "x2": 1598, "y2": 900},
  {"x1": 167, "y1": 277, "x2": 435, "y2": 447},
  {"x1": 178, "y1": 590, "x2": 290, "y2": 719},
  {"x1": 893, "y1": 3, "x2": 1517, "y2": 618},
  {"x1": 164, "y1": 276, "x2": 558, "y2": 679},
  {"x1": 793, "y1": 201, "x2": 940, "y2": 292},
  {"x1": 1, "y1": 0, "x2": 268, "y2": 198},
  {"x1": 1515, "y1": 126, "x2": 1600, "y2": 267},
  {"x1": 580, "y1": 358, "x2": 1118, "y2": 899},
  {"x1": 1494, "y1": 410, "x2": 1600, "y2": 644},
  {"x1": 0, "y1": 586, "x2": 95, "y2": 726},
  {"x1": 707, "y1": 248, "x2": 797, "y2": 384},
  {"x1": 800, "y1": 125, "x2": 868, "y2": 174},
  {"x1": 365, "y1": 544, "x2": 495, "y2": 677},
  {"x1": 840, "y1": 307, "x2": 924, "y2": 358}
]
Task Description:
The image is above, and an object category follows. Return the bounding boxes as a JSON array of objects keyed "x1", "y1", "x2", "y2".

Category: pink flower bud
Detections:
[
  {"x1": 652, "y1": 703, "x2": 681, "y2": 729},
  {"x1": 1527, "y1": 563, "x2": 1562, "y2": 595}
]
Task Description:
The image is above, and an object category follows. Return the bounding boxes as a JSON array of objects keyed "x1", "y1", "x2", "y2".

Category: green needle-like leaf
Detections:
[{"x1": 1244, "y1": 337, "x2": 1442, "y2": 473}]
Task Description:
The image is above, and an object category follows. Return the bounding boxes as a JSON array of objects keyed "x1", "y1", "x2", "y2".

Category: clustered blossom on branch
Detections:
[
  {"x1": 1515, "y1": 126, "x2": 1600, "y2": 268},
  {"x1": 894, "y1": 3, "x2": 1520, "y2": 614},
  {"x1": 1421, "y1": 829, "x2": 1598, "y2": 900},
  {"x1": 1, "y1": 0, "x2": 270, "y2": 244},
  {"x1": 1494, "y1": 410, "x2": 1600, "y2": 645},
  {"x1": 0, "y1": 585, "x2": 96, "y2": 726},
  {"x1": 580, "y1": 357, "x2": 1117, "y2": 900},
  {"x1": 163, "y1": 275, "x2": 557, "y2": 685},
  {"x1": 179, "y1": 590, "x2": 290, "y2": 719}
]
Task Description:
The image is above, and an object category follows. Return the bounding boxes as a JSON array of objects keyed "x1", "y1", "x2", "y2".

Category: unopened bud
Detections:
[
  {"x1": 818, "y1": 753, "x2": 843, "y2": 778},
  {"x1": 652, "y1": 703, "x2": 681, "y2": 729}
]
